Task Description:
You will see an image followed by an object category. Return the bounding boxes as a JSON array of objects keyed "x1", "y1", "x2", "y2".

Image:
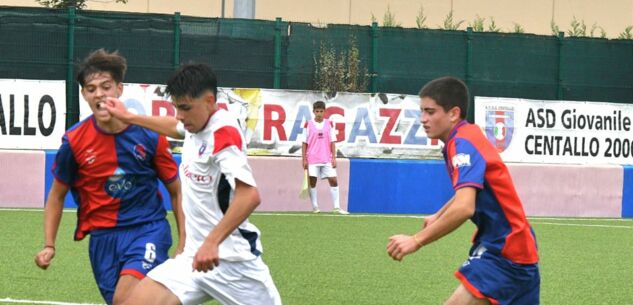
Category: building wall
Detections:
[{"x1": 4, "y1": 0, "x2": 632, "y2": 38}]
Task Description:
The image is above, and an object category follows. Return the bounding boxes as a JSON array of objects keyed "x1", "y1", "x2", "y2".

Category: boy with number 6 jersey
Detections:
[{"x1": 34, "y1": 49, "x2": 185, "y2": 305}]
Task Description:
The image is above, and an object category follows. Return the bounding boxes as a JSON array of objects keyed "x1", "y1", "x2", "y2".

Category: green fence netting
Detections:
[{"x1": 1, "y1": 6, "x2": 631, "y2": 128}]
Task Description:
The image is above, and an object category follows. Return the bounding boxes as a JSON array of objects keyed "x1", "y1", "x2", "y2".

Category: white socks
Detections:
[
  {"x1": 309, "y1": 188, "x2": 318, "y2": 210},
  {"x1": 330, "y1": 186, "x2": 340, "y2": 209},
  {"x1": 311, "y1": 186, "x2": 340, "y2": 210}
]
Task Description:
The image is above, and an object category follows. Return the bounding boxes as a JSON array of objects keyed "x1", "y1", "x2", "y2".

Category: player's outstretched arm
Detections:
[
  {"x1": 35, "y1": 180, "x2": 68, "y2": 270},
  {"x1": 387, "y1": 188, "x2": 476, "y2": 261},
  {"x1": 104, "y1": 97, "x2": 184, "y2": 139},
  {"x1": 193, "y1": 179, "x2": 260, "y2": 272}
]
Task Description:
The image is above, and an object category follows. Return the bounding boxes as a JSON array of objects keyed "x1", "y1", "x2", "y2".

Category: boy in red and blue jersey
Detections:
[
  {"x1": 387, "y1": 77, "x2": 539, "y2": 305},
  {"x1": 34, "y1": 49, "x2": 185, "y2": 305}
]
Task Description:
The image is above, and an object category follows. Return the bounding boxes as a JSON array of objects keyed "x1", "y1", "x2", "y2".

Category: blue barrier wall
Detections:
[
  {"x1": 40, "y1": 151, "x2": 633, "y2": 218},
  {"x1": 348, "y1": 159, "x2": 454, "y2": 214},
  {"x1": 622, "y1": 166, "x2": 633, "y2": 217}
]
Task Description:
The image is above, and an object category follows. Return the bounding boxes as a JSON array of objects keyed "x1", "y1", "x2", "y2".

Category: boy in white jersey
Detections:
[
  {"x1": 301, "y1": 101, "x2": 349, "y2": 214},
  {"x1": 104, "y1": 64, "x2": 281, "y2": 305}
]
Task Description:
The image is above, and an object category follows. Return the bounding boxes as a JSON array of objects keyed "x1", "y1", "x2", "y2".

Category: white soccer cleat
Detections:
[
  {"x1": 312, "y1": 208, "x2": 321, "y2": 214},
  {"x1": 333, "y1": 208, "x2": 349, "y2": 215}
]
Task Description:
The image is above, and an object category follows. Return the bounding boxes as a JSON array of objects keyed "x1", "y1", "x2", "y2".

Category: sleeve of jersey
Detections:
[
  {"x1": 52, "y1": 135, "x2": 78, "y2": 186},
  {"x1": 153, "y1": 135, "x2": 179, "y2": 183},
  {"x1": 213, "y1": 126, "x2": 257, "y2": 189},
  {"x1": 448, "y1": 138, "x2": 485, "y2": 191}
]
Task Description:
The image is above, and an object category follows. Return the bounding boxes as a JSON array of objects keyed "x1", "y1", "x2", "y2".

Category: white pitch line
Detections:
[
  {"x1": 0, "y1": 298, "x2": 105, "y2": 305},
  {"x1": 529, "y1": 222, "x2": 633, "y2": 229},
  {"x1": 2, "y1": 208, "x2": 632, "y2": 225},
  {"x1": 255, "y1": 212, "x2": 426, "y2": 219}
]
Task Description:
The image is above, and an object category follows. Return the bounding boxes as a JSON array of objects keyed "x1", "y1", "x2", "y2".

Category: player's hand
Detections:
[
  {"x1": 34, "y1": 247, "x2": 55, "y2": 270},
  {"x1": 302, "y1": 159, "x2": 308, "y2": 169},
  {"x1": 104, "y1": 97, "x2": 134, "y2": 123},
  {"x1": 387, "y1": 234, "x2": 421, "y2": 261},
  {"x1": 331, "y1": 158, "x2": 337, "y2": 168},
  {"x1": 192, "y1": 241, "x2": 220, "y2": 272}
]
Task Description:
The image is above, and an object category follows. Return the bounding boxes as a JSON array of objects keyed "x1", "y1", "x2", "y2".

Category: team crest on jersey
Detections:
[
  {"x1": 452, "y1": 153, "x2": 471, "y2": 168},
  {"x1": 485, "y1": 107, "x2": 515, "y2": 153},
  {"x1": 133, "y1": 144, "x2": 147, "y2": 161},
  {"x1": 198, "y1": 142, "x2": 208, "y2": 157}
]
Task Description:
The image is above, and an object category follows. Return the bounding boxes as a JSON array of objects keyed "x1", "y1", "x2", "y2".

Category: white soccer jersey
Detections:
[{"x1": 177, "y1": 108, "x2": 263, "y2": 261}]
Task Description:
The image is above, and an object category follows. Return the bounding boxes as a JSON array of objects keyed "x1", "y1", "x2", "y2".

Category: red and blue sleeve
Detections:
[
  {"x1": 153, "y1": 135, "x2": 179, "y2": 184},
  {"x1": 449, "y1": 138, "x2": 485, "y2": 190},
  {"x1": 52, "y1": 135, "x2": 78, "y2": 186}
]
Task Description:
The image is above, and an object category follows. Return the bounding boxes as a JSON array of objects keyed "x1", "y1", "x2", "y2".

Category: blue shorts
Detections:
[
  {"x1": 456, "y1": 250, "x2": 540, "y2": 305},
  {"x1": 88, "y1": 219, "x2": 172, "y2": 305}
]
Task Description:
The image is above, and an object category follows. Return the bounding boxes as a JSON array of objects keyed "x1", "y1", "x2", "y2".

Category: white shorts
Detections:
[
  {"x1": 148, "y1": 255, "x2": 281, "y2": 305},
  {"x1": 308, "y1": 163, "x2": 337, "y2": 179}
]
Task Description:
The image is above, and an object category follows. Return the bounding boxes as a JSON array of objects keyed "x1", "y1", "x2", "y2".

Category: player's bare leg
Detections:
[
  {"x1": 112, "y1": 275, "x2": 140, "y2": 305},
  {"x1": 444, "y1": 284, "x2": 491, "y2": 305},
  {"x1": 122, "y1": 277, "x2": 181, "y2": 305},
  {"x1": 326, "y1": 176, "x2": 338, "y2": 187}
]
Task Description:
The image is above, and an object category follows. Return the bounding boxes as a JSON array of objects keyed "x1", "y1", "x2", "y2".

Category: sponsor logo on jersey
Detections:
[
  {"x1": 105, "y1": 167, "x2": 135, "y2": 197},
  {"x1": 183, "y1": 164, "x2": 212, "y2": 184},
  {"x1": 452, "y1": 153, "x2": 471, "y2": 168}
]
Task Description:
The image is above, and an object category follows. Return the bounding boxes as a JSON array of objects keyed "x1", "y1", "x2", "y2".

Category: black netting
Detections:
[
  {"x1": 378, "y1": 28, "x2": 467, "y2": 95},
  {"x1": 179, "y1": 17, "x2": 276, "y2": 89},
  {"x1": 562, "y1": 38, "x2": 633, "y2": 104},
  {"x1": 470, "y1": 32, "x2": 560, "y2": 101}
]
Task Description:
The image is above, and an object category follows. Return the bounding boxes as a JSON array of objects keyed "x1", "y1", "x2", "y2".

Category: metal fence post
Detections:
[
  {"x1": 173, "y1": 12, "x2": 181, "y2": 70},
  {"x1": 273, "y1": 17, "x2": 282, "y2": 89},
  {"x1": 466, "y1": 27, "x2": 474, "y2": 122},
  {"x1": 557, "y1": 31, "x2": 565, "y2": 99},
  {"x1": 370, "y1": 22, "x2": 378, "y2": 93},
  {"x1": 66, "y1": 7, "x2": 76, "y2": 129}
]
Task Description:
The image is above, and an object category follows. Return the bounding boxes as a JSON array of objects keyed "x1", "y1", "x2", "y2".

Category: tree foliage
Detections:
[
  {"x1": 35, "y1": 0, "x2": 128, "y2": 9},
  {"x1": 441, "y1": 10, "x2": 464, "y2": 30},
  {"x1": 313, "y1": 37, "x2": 368, "y2": 93}
]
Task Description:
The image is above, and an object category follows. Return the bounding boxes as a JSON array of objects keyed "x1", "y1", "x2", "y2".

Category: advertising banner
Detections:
[
  {"x1": 475, "y1": 96, "x2": 633, "y2": 165},
  {"x1": 80, "y1": 84, "x2": 442, "y2": 159},
  {"x1": 0, "y1": 79, "x2": 66, "y2": 149}
]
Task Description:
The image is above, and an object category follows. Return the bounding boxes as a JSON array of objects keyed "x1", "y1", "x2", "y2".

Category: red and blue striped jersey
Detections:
[
  {"x1": 443, "y1": 120, "x2": 538, "y2": 264},
  {"x1": 52, "y1": 116, "x2": 178, "y2": 240}
]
